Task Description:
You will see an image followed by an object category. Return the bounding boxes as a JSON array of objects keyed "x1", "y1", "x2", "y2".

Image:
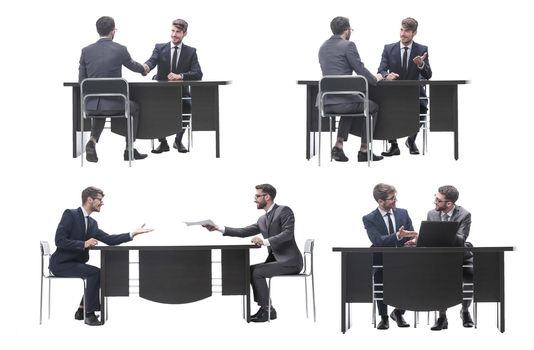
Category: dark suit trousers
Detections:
[
  {"x1": 90, "y1": 100, "x2": 140, "y2": 143},
  {"x1": 325, "y1": 100, "x2": 379, "y2": 143},
  {"x1": 51, "y1": 263, "x2": 101, "y2": 313},
  {"x1": 251, "y1": 254, "x2": 301, "y2": 307}
]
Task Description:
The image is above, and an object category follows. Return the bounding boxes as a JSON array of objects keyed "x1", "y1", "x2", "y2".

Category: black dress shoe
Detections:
[
  {"x1": 74, "y1": 308, "x2": 84, "y2": 320},
  {"x1": 377, "y1": 316, "x2": 389, "y2": 330},
  {"x1": 251, "y1": 306, "x2": 277, "y2": 322},
  {"x1": 431, "y1": 317, "x2": 448, "y2": 331},
  {"x1": 173, "y1": 140, "x2": 189, "y2": 153},
  {"x1": 460, "y1": 310, "x2": 474, "y2": 327},
  {"x1": 332, "y1": 146, "x2": 349, "y2": 162},
  {"x1": 405, "y1": 139, "x2": 420, "y2": 155},
  {"x1": 84, "y1": 313, "x2": 102, "y2": 326},
  {"x1": 357, "y1": 151, "x2": 384, "y2": 162},
  {"x1": 124, "y1": 148, "x2": 148, "y2": 161},
  {"x1": 151, "y1": 140, "x2": 170, "y2": 153},
  {"x1": 390, "y1": 310, "x2": 410, "y2": 327},
  {"x1": 251, "y1": 307, "x2": 263, "y2": 319},
  {"x1": 381, "y1": 143, "x2": 400, "y2": 157},
  {"x1": 86, "y1": 141, "x2": 98, "y2": 163}
]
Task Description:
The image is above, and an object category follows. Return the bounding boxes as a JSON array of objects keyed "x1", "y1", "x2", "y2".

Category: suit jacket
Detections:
[
  {"x1": 49, "y1": 208, "x2": 132, "y2": 273},
  {"x1": 427, "y1": 205, "x2": 471, "y2": 247},
  {"x1": 224, "y1": 204, "x2": 303, "y2": 270},
  {"x1": 78, "y1": 38, "x2": 145, "y2": 111},
  {"x1": 377, "y1": 41, "x2": 432, "y2": 100},
  {"x1": 318, "y1": 35, "x2": 378, "y2": 106},
  {"x1": 363, "y1": 208, "x2": 414, "y2": 247},
  {"x1": 145, "y1": 43, "x2": 203, "y2": 82}
]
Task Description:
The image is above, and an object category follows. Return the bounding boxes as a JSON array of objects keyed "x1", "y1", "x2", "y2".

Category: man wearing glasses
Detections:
[
  {"x1": 362, "y1": 183, "x2": 418, "y2": 330},
  {"x1": 203, "y1": 184, "x2": 303, "y2": 322},
  {"x1": 427, "y1": 185, "x2": 473, "y2": 330},
  {"x1": 49, "y1": 187, "x2": 153, "y2": 326}
]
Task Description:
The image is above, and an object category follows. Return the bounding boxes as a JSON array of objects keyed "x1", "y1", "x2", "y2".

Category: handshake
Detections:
[{"x1": 142, "y1": 63, "x2": 184, "y2": 81}]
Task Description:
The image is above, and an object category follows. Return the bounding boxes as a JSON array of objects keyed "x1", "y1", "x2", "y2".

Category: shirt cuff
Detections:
[
  {"x1": 219, "y1": 226, "x2": 225, "y2": 234},
  {"x1": 418, "y1": 62, "x2": 425, "y2": 69},
  {"x1": 264, "y1": 239, "x2": 270, "y2": 247},
  {"x1": 130, "y1": 232, "x2": 134, "y2": 239}
]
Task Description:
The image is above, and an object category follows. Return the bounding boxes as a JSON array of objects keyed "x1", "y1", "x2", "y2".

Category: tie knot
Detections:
[
  {"x1": 403, "y1": 46, "x2": 409, "y2": 51},
  {"x1": 386, "y1": 212, "x2": 391, "y2": 217},
  {"x1": 173, "y1": 46, "x2": 179, "y2": 50}
]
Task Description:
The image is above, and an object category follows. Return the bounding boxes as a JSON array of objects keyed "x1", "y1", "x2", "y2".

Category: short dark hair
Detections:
[
  {"x1": 82, "y1": 186, "x2": 104, "y2": 204},
  {"x1": 401, "y1": 17, "x2": 418, "y2": 32},
  {"x1": 172, "y1": 19, "x2": 188, "y2": 32},
  {"x1": 438, "y1": 185, "x2": 459, "y2": 203},
  {"x1": 330, "y1": 16, "x2": 351, "y2": 35},
  {"x1": 96, "y1": 16, "x2": 115, "y2": 36},
  {"x1": 373, "y1": 183, "x2": 396, "y2": 202},
  {"x1": 256, "y1": 184, "x2": 277, "y2": 200}
]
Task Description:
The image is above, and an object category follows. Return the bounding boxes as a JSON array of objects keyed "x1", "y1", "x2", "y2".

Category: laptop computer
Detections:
[{"x1": 416, "y1": 221, "x2": 459, "y2": 247}]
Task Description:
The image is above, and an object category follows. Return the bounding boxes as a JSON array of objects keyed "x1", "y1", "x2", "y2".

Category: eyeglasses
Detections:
[
  {"x1": 384, "y1": 196, "x2": 397, "y2": 201},
  {"x1": 254, "y1": 194, "x2": 267, "y2": 199},
  {"x1": 434, "y1": 197, "x2": 450, "y2": 203},
  {"x1": 92, "y1": 197, "x2": 104, "y2": 202}
]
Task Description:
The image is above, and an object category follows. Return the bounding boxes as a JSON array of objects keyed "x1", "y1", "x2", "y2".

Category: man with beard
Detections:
[
  {"x1": 49, "y1": 187, "x2": 153, "y2": 326},
  {"x1": 203, "y1": 184, "x2": 303, "y2": 322},
  {"x1": 377, "y1": 17, "x2": 432, "y2": 156},
  {"x1": 363, "y1": 183, "x2": 418, "y2": 330},
  {"x1": 144, "y1": 18, "x2": 203, "y2": 154},
  {"x1": 427, "y1": 185, "x2": 474, "y2": 330},
  {"x1": 318, "y1": 16, "x2": 384, "y2": 162}
]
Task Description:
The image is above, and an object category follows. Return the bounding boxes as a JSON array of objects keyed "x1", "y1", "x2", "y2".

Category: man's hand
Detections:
[
  {"x1": 398, "y1": 226, "x2": 418, "y2": 239},
  {"x1": 132, "y1": 224, "x2": 154, "y2": 237},
  {"x1": 167, "y1": 73, "x2": 183, "y2": 81},
  {"x1": 413, "y1": 52, "x2": 427, "y2": 68},
  {"x1": 202, "y1": 224, "x2": 219, "y2": 232},
  {"x1": 385, "y1": 72, "x2": 399, "y2": 80},
  {"x1": 404, "y1": 238, "x2": 417, "y2": 247},
  {"x1": 251, "y1": 236, "x2": 264, "y2": 246},
  {"x1": 84, "y1": 238, "x2": 98, "y2": 249},
  {"x1": 143, "y1": 64, "x2": 150, "y2": 75}
]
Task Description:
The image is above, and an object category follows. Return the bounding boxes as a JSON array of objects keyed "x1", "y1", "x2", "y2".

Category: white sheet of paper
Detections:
[{"x1": 183, "y1": 219, "x2": 215, "y2": 226}]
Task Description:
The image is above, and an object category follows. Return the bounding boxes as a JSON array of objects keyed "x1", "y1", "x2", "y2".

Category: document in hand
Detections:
[{"x1": 184, "y1": 219, "x2": 216, "y2": 226}]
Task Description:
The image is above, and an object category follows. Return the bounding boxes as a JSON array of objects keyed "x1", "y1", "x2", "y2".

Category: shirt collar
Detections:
[
  {"x1": 170, "y1": 42, "x2": 183, "y2": 49},
  {"x1": 81, "y1": 206, "x2": 89, "y2": 218},
  {"x1": 378, "y1": 207, "x2": 392, "y2": 217},
  {"x1": 400, "y1": 42, "x2": 413, "y2": 50}
]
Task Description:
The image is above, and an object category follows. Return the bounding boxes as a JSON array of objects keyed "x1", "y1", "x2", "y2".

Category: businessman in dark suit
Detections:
[
  {"x1": 378, "y1": 17, "x2": 432, "y2": 156},
  {"x1": 203, "y1": 184, "x2": 303, "y2": 322},
  {"x1": 363, "y1": 183, "x2": 418, "y2": 330},
  {"x1": 144, "y1": 19, "x2": 203, "y2": 154},
  {"x1": 79, "y1": 16, "x2": 148, "y2": 163},
  {"x1": 49, "y1": 187, "x2": 153, "y2": 326},
  {"x1": 318, "y1": 16, "x2": 384, "y2": 163},
  {"x1": 427, "y1": 185, "x2": 474, "y2": 330}
]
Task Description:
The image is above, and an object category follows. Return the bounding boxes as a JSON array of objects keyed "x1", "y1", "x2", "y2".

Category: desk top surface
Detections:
[
  {"x1": 332, "y1": 246, "x2": 515, "y2": 253},
  {"x1": 64, "y1": 80, "x2": 231, "y2": 87},
  {"x1": 298, "y1": 79, "x2": 469, "y2": 86},
  {"x1": 93, "y1": 244, "x2": 258, "y2": 251}
]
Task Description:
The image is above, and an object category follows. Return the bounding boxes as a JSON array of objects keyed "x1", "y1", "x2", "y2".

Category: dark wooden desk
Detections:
[
  {"x1": 332, "y1": 246, "x2": 514, "y2": 333},
  {"x1": 298, "y1": 80, "x2": 468, "y2": 160},
  {"x1": 64, "y1": 80, "x2": 231, "y2": 158},
  {"x1": 93, "y1": 244, "x2": 256, "y2": 324}
]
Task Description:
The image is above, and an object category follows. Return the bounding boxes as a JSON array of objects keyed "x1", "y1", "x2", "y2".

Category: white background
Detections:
[{"x1": 1, "y1": 0, "x2": 532, "y2": 348}]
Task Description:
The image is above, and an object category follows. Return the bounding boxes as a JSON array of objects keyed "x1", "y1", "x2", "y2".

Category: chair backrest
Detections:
[
  {"x1": 80, "y1": 78, "x2": 130, "y2": 117},
  {"x1": 320, "y1": 75, "x2": 368, "y2": 95},
  {"x1": 40, "y1": 241, "x2": 52, "y2": 278},
  {"x1": 302, "y1": 239, "x2": 314, "y2": 275}
]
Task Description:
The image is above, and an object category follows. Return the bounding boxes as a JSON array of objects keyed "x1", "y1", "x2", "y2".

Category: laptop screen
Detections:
[{"x1": 416, "y1": 221, "x2": 459, "y2": 247}]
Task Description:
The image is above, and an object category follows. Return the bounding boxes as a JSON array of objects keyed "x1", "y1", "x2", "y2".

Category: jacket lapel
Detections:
[{"x1": 374, "y1": 209, "x2": 389, "y2": 235}]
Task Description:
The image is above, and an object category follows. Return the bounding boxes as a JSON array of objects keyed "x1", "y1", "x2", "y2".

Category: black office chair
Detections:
[
  {"x1": 40, "y1": 241, "x2": 86, "y2": 324},
  {"x1": 318, "y1": 75, "x2": 373, "y2": 167},
  {"x1": 80, "y1": 78, "x2": 133, "y2": 167},
  {"x1": 267, "y1": 239, "x2": 316, "y2": 322}
]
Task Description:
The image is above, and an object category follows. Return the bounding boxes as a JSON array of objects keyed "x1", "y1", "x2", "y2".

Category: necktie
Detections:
[
  {"x1": 402, "y1": 46, "x2": 409, "y2": 73},
  {"x1": 85, "y1": 216, "x2": 90, "y2": 235},
  {"x1": 171, "y1": 46, "x2": 179, "y2": 74},
  {"x1": 441, "y1": 213, "x2": 449, "y2": 222},
  {"x1": 386, "y1": 212, "x2": 395, "y2": 234}
]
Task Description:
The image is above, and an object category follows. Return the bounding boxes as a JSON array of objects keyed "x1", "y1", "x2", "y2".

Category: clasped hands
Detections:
[{"x1": 397, "y1": 226, "x2": 418, "y2": 247}]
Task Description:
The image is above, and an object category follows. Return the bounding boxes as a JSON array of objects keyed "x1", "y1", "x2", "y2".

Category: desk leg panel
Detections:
[
  {"x1": 139, "y1": 250, "x2": 211, "y2": 304},
  {"x1": 102, "y1": 250, "x2": 129, "y2": 296}
]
